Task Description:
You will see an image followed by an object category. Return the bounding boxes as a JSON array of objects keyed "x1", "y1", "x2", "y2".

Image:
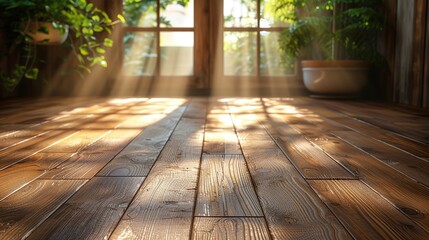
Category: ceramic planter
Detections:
[
  {"x1": 301, "y1": 60, "x2": 369, "y2": 96},
  {"x1": 24, "y1": 21, "x2": 69, "y2": 45}
]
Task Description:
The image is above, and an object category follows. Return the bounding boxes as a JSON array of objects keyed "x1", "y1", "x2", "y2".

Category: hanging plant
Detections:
[{"x1": 0, "y1": 0, "x2": 124, "y2": 94}]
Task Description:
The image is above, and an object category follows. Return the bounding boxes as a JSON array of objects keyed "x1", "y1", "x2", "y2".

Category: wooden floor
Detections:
[{"x1": 0, "y1": 97, "x2": 428, "y2": 240}]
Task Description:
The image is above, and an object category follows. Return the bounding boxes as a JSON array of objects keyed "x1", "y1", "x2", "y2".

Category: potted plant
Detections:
[
  {"x1": 0, "y1": 0, "x2": 124, "y2": 95},
  {"x1": 274, "y1": 0, "x2": 385, "y2": 96}
]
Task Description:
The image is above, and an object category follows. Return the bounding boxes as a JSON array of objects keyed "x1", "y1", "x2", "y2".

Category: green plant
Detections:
[
  {"x1": 273, "y1": 0, "x2": 385, "y2": 67},
  {"x1": 0, "y1": 0, "x2": 124, "y2": 93}
]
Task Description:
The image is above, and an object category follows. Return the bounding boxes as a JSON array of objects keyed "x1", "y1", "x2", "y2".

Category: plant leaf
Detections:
[{"x1": 25, "y1": 68, "x2": 39, "y2": 80}]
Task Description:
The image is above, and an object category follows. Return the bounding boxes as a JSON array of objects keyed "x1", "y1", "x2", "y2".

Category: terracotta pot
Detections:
[
  {"x1": 301, "y1": 60, "x2": 369, "y2": 96},
  {"x1": 24, "y1": 21, "x2": 69, "y2": 45}
]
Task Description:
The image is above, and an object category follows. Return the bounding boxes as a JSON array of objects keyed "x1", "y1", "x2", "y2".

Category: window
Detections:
[
  {"x1": 121, "y1": 0, "x2": 293, "y2": 82},
  {"x1": 122, "y1": 0, "x2": 195, "y2": 77},
  {"x1": 223, "y1": 0, "x2": 292, "y2": 76}
]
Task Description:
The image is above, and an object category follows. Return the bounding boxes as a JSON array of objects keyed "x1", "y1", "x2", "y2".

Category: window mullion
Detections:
[
  {"x1": 156, "y1": 0, "x2": 161, "y2": 77},
  {"x1": 256, "y1": 0, "x2": 261, "y2": 77}
]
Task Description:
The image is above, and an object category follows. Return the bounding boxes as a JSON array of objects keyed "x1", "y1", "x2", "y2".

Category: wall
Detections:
[{"x1": 390, "y1": 0, "x2": 429, "y2": 108}]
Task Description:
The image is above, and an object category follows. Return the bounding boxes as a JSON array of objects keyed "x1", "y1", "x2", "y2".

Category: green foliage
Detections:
[
  {"x1": 123, "y1": 0, "x2": 190, "y2": 26},
  {"x1": 0, "y1": 0, "x2": 123, "y2": 93},
  {"x1": 274, "y1": 0, "x2": 385, "y2": 66}
]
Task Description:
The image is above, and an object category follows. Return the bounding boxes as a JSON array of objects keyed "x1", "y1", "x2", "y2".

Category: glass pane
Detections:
[
  {"x1": 123, "y1": 0, "x2": 157, "y2": 27},
  {"x1": 160, "y1": 0, "x2": 194, "y2": 28},
  {"x1": 260, "y1": 32, "x2": 294, "y2": 75},
  {"x1": 260, "y1": 0, "x2": 289, "y2": 28},
  {"x1": 224, "y1": 32, "x2": 257, "y2": 76},
  {"x1": 160, "y1": 32, "x2": 194, "y2": 76},
  {"x1": 123, "y1": 32, "x2": 157, "y2": 76},
  {"x1": 224, "y1": 0, "x2": 257, "y2": 28}
]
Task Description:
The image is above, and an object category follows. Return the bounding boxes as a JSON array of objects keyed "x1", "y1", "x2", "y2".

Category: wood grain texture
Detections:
[
  {"x1": 228, "y1": 99, "x2": 351, "y2": 239},
  {"x1": 109, "y1": 101, "x2": 205, "y2": 239},
  {"x1": 181, "y1": 98, "x2": 207, "y2": 119},
  {"x1": 331, "y1": 117, "x2": 429, "y2": 159},
  {"x1": 193, "y1": 217, "x2": 271, "y2": 240},
  {"x1": 316, "y1": 99, "x2": 429, "y2": 143},
  {"x1": 109, "y1": 139, "x2": 203, "y2": 240},
  {"x1": 97, "y1": 138, "x2": 168, "y2": 177},
  {"x1": 239, "y1": 142, "x2": 352, "y2": 239},
  {"x1": 264, "y1": 120, "x2": 354, "y2": 180},
  {"x1": 98, "y1": 113, "x2": 182, "y2": 176},
  {"x1": 356, "y1": 116, "x2": 429, "y2": 145},
  {"x1": 0, "y1": 180, "x2": 86, "y2": 240},
  {"x1": 26, "y1": 177, "x2": 144, "y2": 240},
  {"x1": 42, "y1": 130, "x2": 139, "y2": 179},
  {"x1": 309, "y1": 135, "x2": 429, "y2": 232},
  {"x1": 0, "y1": 130, "x2": 79, "y2": 170},
  {"x1": 309, "y1": 180, "x2": 429, "y2": 239},
  {"x1": 0, "y1": 129, "x2": 45, "y2": 151},
  {"x1": 333, "y1": 130, "x2": 429, "y2": 186},
  {"x1": 203, "y1": 131, "x2": 242, "y2": 154},
  {"x1": 195, "y1": 155, "x2": 263, "y2": 216},
  {"x1": 169, "y1": 118, "x2": 205, "y2": 140},
  {"x1": 41, "y1": 130, "x2": 109, "y2": 153},
  {"x1": 0, "y1": 153, "x2": 72, "y2": 201}
]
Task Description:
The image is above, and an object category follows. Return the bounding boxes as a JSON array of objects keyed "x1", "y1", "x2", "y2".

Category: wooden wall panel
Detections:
[
  {"x1": 424, "y1": 1, "x2": 429, "y2": 108},
  {"x1": 394, "y1": 0, "x2": 415, "y2": 105},
  {"x1": 393, "y1": 0, "x2": 428, "y2": 108}
]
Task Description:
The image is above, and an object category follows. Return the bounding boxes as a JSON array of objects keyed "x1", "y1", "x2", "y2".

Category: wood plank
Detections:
[
  {"x1": 0, "y1": 98, "x2": 97, "y2": 122},
  {"x1": 195, "y1": 155, "x2": 263, "y2": 216},
  {"x1": 42, "y1": 130, "x2": 140, "y2": 179},
  {"x1": 308, "y1": 135, "x2": 429, "y2": 232},
  {"x1": 203, "y1": 131, "x2": 242, "y2": 154},
  {"x1": 109, "y1": 139, "x2": 203, "y2": 240},
  {"x1": 235, "y1": 129, "x2": 274, "y2": 141},
  {"x1": 193, "y1": 217, "x2": 271, "y2": 240},
  {"x1": 26, "y1": 177, "x2": 144, "y2": 240},
  {"x1": 0, "y1": 153, "x2": 73, "y2": 201},
  {"x1": 331, "y1": 117, "x2": 429, "y2": 159},
  {"x1": 110, "y1": 113, "x2": 205, "y2": 239},
  {"x1": 205, "y1": 114, "x2": 235, "y2": 130},
  {"x1": 357, "y1": 116, "x2": 429, "y2": 144},
  {"x1": 0, "y1": 129, "x2": 45, "y2": 151},
  {"x1": 333, "y1": 131, "x2": 429, "y2": 186},
  {"x1": 0, "y1": 179, "x2": 86, "y2": 240},
  {"x1": 169, "y1": 117, "x2": 205, "y2": 140},
  {"x1": 316, "y1": 100, "x2": 429, "y2": 143},
  {"x1": 269, "y1": 102, "x2": 429, "y2": 162},
  {"x1": 41, "y1": 130, "x2": 109, "y2": 153},
  {"x1": 239, "y1": 141, "x2": 352, "y2": 239},
  {"x1": 270, "y1": 110, "x2": 429, "y2": 231},
  {"x1": 228, "y1": 106, "x2": 351, "y2": 239},
  {"x1": 181, "y1": 98, "x2": 208, "y2": 119},
  {"x1": 98, "y1": 112, "x2": 183, "y2": 177},
  {"x1": 0, "y1": 130, "x2": 79, "y2": 170},
  {"x1": 309, "y1": 180, "x2": 429, "y2": 239},
  {"x1": 263, "y1": 120, "x2": 355, "y2": 180}
]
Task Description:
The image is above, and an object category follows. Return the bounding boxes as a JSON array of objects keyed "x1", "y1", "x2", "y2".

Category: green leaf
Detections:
[
  {"x1": 77, "y1": 55, "x2": 85, "y2": 64},
  {"x1": 93, "y1": 25, "x2": 103, "y2": 32},
  {"x1": 103, "y1": 38, "x2": 114, "y2": 47},
  {"x1": 25, "y1": 68, "x2": 39, "y2": 80},
  {"x1": 92, "y1": 15, "x2": 100, "y2": 22},
  {"x1": 78, "y1": 64, "x2": 91, "y2": 73},
  {"x1": 117, "y1": 14, "x2": 126, "y2": 23},
  {"x1": 79, "y1": 46, "x2": 89, "y2": 56},
  {"x1": 96, "y1": 47, "x2": 105, "y2": 54},
  {"x1": 86, "y1": 3, "x2": 94, "y2": 12}
]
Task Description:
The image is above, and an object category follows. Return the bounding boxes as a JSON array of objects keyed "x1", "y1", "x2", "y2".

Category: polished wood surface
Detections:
[{"x1": 0, "y1": 97, "x2": 428, "y2": 239}]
